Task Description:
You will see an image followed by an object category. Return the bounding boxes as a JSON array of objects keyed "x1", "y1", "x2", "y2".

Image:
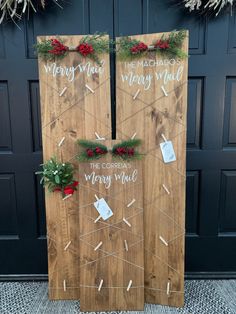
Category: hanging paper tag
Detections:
[
  {"x1": 94, "y1": 198, "x2": 114, "y2": 221},
  {"x1": 160, "y1": 141, "x2": 176, "y2": 163}
]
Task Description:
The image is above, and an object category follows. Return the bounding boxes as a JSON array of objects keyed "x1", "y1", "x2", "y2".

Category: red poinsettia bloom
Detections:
[
  {"x1": 155, "y1": 39, "x2": 170, "y2": 50},
  {"x1": 86, "y1": 148, "x2": 94, "y2": 157},
  {"x1": 130, "y1": 42, "x2": 148, "y2": 54},
  {"x1": 95, "y1": 147, "x2": 106, "y2": 154},
  {"x1": 76, "y1": 43, "x2": 94, "y2": 56},
  {"x1": 72, "y1": 181, "x2": 79, "y2": 187},
  {"x1": 116, "y1": 147, "x2": 127, "y2": 155},
  {"x1": 63, "y1": 186, "x2": 75, "y2": 195},
  {"x1": 49, "y1": 39, "x2": 68, "y2": 56},
  {"x1": 127, "y1": 148, "x2": 135, "y2": 156}
]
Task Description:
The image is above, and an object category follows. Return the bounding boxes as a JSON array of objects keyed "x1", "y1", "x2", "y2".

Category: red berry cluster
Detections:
[
  {"x1": 76, "y1": 43, "x2": 94, "y2": 56},
  {"x1": 86, "y1": 147, "x2": 107, "y2": 158},
  {"x1": 115, "y1": 147, "x2": 135, "y2": 157},
  {"x1": 48, "y1": 39, "x2": 68, "y2": 56},
  {"x1": 155, "y1": 39, "x2": 170, "y2": 50},
  {"x1": 130, "y1": 42, "x2": 148, "y2": 54},
  {"x1": 54, "y1": 181, "x2": 79, "y2": 195}
]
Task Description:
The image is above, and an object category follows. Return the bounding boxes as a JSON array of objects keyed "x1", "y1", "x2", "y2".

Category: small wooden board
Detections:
[
  {"x1": 37, "y1": 35, "x2": 111, "y2": 300},
  {"x1": 116, "y1": 32, "x2": 188, "y2": 307},
  {"x1": 79, "y1": 140, "x2": 144, "y2": 311}
]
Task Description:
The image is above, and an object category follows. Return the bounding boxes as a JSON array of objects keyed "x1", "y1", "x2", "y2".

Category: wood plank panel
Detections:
[
  {"x1": 37, "y1": 35, "x2": 111, "y2": 300},
  {"x1": 116, "y1": 32, "x2": 188, "y2": 307},
  {"x1": 78, "y1": 140, "x2": 144, "y2": 311}
]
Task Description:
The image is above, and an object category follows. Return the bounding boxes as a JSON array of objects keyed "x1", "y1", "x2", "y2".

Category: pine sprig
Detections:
[
  {"x1": 112, "y1": 139, "x2": 143, "y2": 161},
  {"x1": 35, "y1": 38, "x2": 68, "y2": 61},
  {"x1": 116, "y1": 30, "x2": 188, "y2": 60},
  {"x1": 77, "y1": 139, "x2": 108, "y2": 161},
  {"x1": 36, "y1": 157, "x2": 78, "y2": 196}
]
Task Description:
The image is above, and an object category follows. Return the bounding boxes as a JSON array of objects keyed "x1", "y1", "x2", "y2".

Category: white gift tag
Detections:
[
  {"x1": 94, "y1": 198, "x2": 114, "y2": 221},
  {"x1": 160, "y1": 141, "x2": 176, "y2": 163}
]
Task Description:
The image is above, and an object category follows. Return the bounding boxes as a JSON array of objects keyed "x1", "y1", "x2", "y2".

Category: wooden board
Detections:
[
  {"x1": 78, "y1": 140, "x2": 144, "y2": 311},
  {"x1": 37, "y1": 35, "x2": 111, "y2": 300},
  {"x1": 116, "y1": 32, "x2": 188, "y2": 307}
]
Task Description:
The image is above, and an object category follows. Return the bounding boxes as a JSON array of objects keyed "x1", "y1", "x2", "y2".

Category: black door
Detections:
[{"x1": 0, "y1": 0, "x2": 236, "y2": 278}]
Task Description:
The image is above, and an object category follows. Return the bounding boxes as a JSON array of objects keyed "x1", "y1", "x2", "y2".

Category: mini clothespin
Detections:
[
  {"x1": 62, "y1": 194, "x2": 72, "y2": 201},
  {"x1": 124, "y1": 240, "x2": 129, "y2": 251},
  {"x1": 131, "y1": 132, "x2": 137, "y2": 139},
  {"x1": 161, "y1": 133, "x2": 168, "y2": 142},
  {"x1": 162, "y1": 184, "x2": 170, "y2": 195},
  {"x1": 59, "y1": 87, "x2": 67, "y2": 97},
  {"x1": 127, "y1": 280, "x2": 132, "y2": 291},
  {"x1": 63, "y1": 280, "x2": 67, "y2": 292},
  {"x1": 64, "y1": 241, "x2": 72, "y2": 251},
  {"x1": 95, "y1": 132, "x2": 105, "y2": 141},
  {"x1": 85, "y1": 84, "x2": 95, "y2": 94},
  {"x1": 159, "y1": 236, "x2": 168, "y2": 246},
  {"x1": 133, "y1": 89, "x2": 140, "y2": 100},
  {"x1": 123, "y1": 217, "x2": 131, "y2": 227},
  {"x1": 94, "y1": 215, "x2": 102, "y2": 223},
  {"x1": 58, "y1": 137, "x2": 65, "y2": 147},
  {"x1": 94, "y1": 241, "x2": 103, "y2": 251},
  {"x1": 127, "y1": 199, "x2": 136, "y2": 208},
  {"x1": 95, "y1": 194, "x2": 99, "y2": 201},
  {"x1": 98, "y1": 279, "x2": 103, "y2": 291},
  {"x1": 166, "y1": 280, "x2": 171, "y2": 296},
  {"x1": 161, "y1": 85, "x2": 168, "y2": 97}
]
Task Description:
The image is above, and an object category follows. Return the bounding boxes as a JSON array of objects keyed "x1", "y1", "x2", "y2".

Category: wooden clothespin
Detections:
[
  {"x1": 162, "y1": 184, "x2": 170, "y2": 195},
  {"x1": 85, "y1": 84, "x2": 95, "y2": 94},
  {"x1": 98, "y1": 279, "x2": 103, "y2": 291},
  {"x1": 95, "y1": 132, "x2": 105, "y2": 141},
  {"x1": 95, "y1": 194, "x2": 99, "y2": 201},
  {"x1": 124, "y1": 240, "x2": 129, "y2": 251},
  {"x1": 123, "y1": 217, "x2": 131, "y2": 227},
  {"x1": 166, "y1": 280, "x2": 171, "y2": 296},
  {"x1": 62, "y1": 194, "x2": 72, "y2": 201},
  {"x1": 94, "y1": 241, "x2": 103, "y2": 251},
  {"x1": 94, "y1": 215, "x2": 102, "y2": 223},
  {"x1": 161, "y1": 133, "x2": 168, "y2": 142},
  {"x1": 161, "y1": 85, "x2": 168, "y2": 97},
  {"x1": 127, "y1": 199, "x2": 136, "y2": 208},
  {"x1": 159, "y1": 236, "x2": 168, "y2": 246},
  {"x1": 127, "y1": 280, "x2": 132, "y2": 291},
  {"x1": 58, "y1": 137, "x2": 65, "y2": 147},
  {"x1": 59, "y1": 87, "x2": 67, "y2": 97},
  {"x1": 133, "y1": 89, "x2": 140, "y2": 100},
  {"x1": 63, "y1": 280, "x2": 67, "y2": 292},
  {"x1": 131, "y1": 132, "x2": 137, "y2": 139},
  {"x1": 64, "y1": 241, "x2": 72, "y2": 251}
]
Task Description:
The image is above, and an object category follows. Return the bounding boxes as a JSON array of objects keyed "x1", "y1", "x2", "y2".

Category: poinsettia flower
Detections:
[
  {"x1": 72, "y1": 181, "x2": 79, "y2": 187},
  {"x1": 86, "y1": 149, "x2": 94, "y2": 157},
  {"x1": 130, "y1": 42, "x2": 148, "y2": 54}
]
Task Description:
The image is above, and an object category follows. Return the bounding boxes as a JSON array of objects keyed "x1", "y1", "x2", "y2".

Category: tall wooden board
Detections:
[
  {"x1": 37, "y1": 35, "x2": 111, "y2": 300},
  {"x1": 116, "y1": 32, "x2": 188, "y2": 307},
  {"x1": 78, "y1": 140, "x2": 144, "y2": 311}
]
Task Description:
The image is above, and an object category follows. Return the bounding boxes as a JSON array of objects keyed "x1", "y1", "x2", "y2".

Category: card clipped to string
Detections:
[
  {"x1": 160, "y1": 140, "x2": 176, "y2": 163},
  {"x1": 94, "y1": 198, "x2": 114, "y2": 221}
]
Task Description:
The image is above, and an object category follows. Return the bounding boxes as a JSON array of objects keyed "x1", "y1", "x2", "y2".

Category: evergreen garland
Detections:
[
  {"x1": 112, "y1": 139, "x2": 143, "y2": 160},
  {"x1": 116, "y1": 30, "x2": 187, "y2": 60},
  {"x1": 36, "y1": 157, "x2": 78, "y2": 197},
  {"x1": 35, "y1": 33, "x2": 111, "y2": 64},
  {"x1": 77, "y1": 139, "x2": 108, "y2": 161},
  {"x1": 77, "y1": 139, "x2": 143, "y2": 161}
]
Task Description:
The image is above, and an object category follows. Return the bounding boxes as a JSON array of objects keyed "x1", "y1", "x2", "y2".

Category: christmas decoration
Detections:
[
  {"x1": 116, "y1": 30, "x2": 187, "y2": 60},
  {"x1": 181, "y1": 0, "x2": 235, "y2": 16},
  {"x1": 36, "y1": 33, "x2": 111, "y2": 64},
  {"x1": 36, "y1": 157, "x2": 78, "y2": 197},
  {"x1": 111, "y1": 139, "x2": 143, "y2": 160},
  {"x1": 77, "y1": 139, "x2": 143, "y2": 161},
  {"x1": 0, "y1": 0, "x2": 63, "y2": 25},
  {"x1": 76, "y1": 139, "x2": 108, "y2": 161}
]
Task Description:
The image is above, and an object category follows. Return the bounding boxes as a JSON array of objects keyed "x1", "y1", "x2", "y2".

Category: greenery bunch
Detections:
[
  {"x1": 76, "y1": 140, "x2": 108, "y2": 161},
  {"x1": 112, "y1": 139, "x2": 143, "y2": 160},
  {"x1": 36, "y1": 157, "x2": 78, "y2": 197}
]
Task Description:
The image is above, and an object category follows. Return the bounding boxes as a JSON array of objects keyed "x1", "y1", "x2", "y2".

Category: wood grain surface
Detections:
[
  {"x1": 116, "y1": 31, "x2": 188, "y2": 307},
  {"x1": 37, "y1": 35, "x2": 111, "y2": 300},
  {"x1": 78, "y1": 140, "x2": 144, "y2": 311}
]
